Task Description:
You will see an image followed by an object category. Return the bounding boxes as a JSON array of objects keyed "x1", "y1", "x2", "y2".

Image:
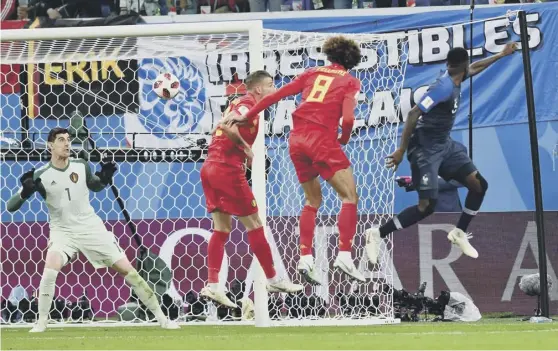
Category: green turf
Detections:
[{"x1": 1, "y1": 319, "x2": 556, "y2": 350}]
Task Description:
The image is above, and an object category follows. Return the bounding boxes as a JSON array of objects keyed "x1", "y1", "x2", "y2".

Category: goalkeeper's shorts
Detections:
[
  {"x1": 48, "y1": 230, "x2": 126, "y2": 269},
  {"x1": 200, "y1": 161, "x2": 259, "y2": 217}
]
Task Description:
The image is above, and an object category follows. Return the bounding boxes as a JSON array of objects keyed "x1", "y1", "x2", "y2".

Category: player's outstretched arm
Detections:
[
  {"x1": 7, "y1": 169, "x2": 43, "y2": 212},
  {"x1": 236, "y1": 79, "x2": 305, "y2": 124},
  {"x1": 468, "y1": 43, "x2": 517, "y2": 77}
]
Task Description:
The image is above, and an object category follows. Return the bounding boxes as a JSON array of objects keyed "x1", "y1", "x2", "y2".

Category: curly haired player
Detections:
[
  {"x1": 199, "y1": 71, "x2": 303, "y2": 308},
  {"x1": 7, "y1": 128, "x2": 179, "y2": 332},
  {"x1": 225, "y1": 36, "x2": 365, "y2": 285}
]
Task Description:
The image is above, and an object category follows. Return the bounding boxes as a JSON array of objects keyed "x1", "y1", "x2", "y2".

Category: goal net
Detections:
[{"x1": 0, "y1": 21, "x2": 408, "y2": 326}]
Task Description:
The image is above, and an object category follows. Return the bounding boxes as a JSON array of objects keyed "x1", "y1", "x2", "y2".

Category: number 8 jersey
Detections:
[
  {"x1": 33, "y1": 159, "x2": 106, "y2": 234},
  {"x1": 292, "y1": 63, "x2": 361, "y2": 139}
]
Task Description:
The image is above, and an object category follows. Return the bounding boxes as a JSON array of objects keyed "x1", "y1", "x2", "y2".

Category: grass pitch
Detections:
[{"x1": 1, "y1": 319, "x2": 556, "y2": 350}]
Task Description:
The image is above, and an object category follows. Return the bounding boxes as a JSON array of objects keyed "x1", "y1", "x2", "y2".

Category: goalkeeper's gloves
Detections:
[
  {"x1": 20, "y1": 168, "x2": 41, "y2": 199},
  {"x1": 95, "y1": 162, "x2": 117, "y2": 186}
]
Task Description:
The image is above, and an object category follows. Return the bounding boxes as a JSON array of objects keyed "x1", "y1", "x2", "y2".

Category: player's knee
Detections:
[
  {"x1": 240, "y1": 213, "x2": 263, "y2": 231},
  {"x1": 418, "y1": 198, "x2": 437, "y2": 216},
  {"x1": 339, "y1": 187, "x2": 358, "y2": 204},
  {"x1": 475, "y1": 172, "x2": 488, "y2": 194},
  {"x1": 44, "y1": 250, "x2": 66, "y2": 271},
  {"x1": 112, "y1": 257, "x2": 135, "y2": 276},
  {"x1": 305, "y1": 195, "x2": 322, "y2": 209}
]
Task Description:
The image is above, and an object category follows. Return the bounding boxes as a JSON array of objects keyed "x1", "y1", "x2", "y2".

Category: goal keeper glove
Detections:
[
  {"x1": 95, "y1": 162, "x2": 117, "y2": 186},
  {"x1": 20, "y1": 168, "x2": 40, "y2": 199}
]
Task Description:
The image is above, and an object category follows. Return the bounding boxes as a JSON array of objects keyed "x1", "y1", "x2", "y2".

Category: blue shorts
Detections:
[{"x1": 408, "y1": 137, "x2": 477, "y2": 199}]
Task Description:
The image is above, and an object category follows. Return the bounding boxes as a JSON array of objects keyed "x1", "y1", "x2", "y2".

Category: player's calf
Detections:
[
  {"x1": 456, "y1": 171, "x2": 488, "y2": 233},
  {"x1": 366, "y1": 198, "x2": 436, "y2": 265},
  {"x1": 119, "y1": 265, "x2": 180, "y2": 329}
]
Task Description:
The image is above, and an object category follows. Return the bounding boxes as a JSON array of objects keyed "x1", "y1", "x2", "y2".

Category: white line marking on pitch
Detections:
[{"x1": 11, "y1": 328, "x2": 558, "y2": 341}]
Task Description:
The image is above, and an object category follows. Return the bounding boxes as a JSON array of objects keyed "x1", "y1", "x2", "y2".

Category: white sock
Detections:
[
  {"x1": 38, "y1": 268, "x2": 59, "y2": 323},
  {"x1": 124, "y1": 270, "x2": 166, "y2": 323},
  {"x1": 337, "y1": 251, "x2": 352, "y2": 261},
  {"x1": 267, "y1": 275, "x2": 280, "y2": 284},
  {"x1": 208, "y1": 283, "x2": 219, "y2": 291}
]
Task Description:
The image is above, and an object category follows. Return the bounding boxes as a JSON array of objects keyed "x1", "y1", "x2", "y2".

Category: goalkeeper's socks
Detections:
[
  {"x1": 38, "y1": 268, "x2": 59, "y2": 323},
  {"x1": 124, "y1": 269, "x2": 166, "y2": 323},
  {"x1": 247, "y1": 227, "x2": 276, "y2": 279},
  {"x1": 338, "y1": 202, "x2": 357, "y2": 251},
  {"x1": 299, "y1": 205, "x2": 318, "y2": 256},
  {"x1": 207, "y1": 230, "x2": 229, "y2": 284}
]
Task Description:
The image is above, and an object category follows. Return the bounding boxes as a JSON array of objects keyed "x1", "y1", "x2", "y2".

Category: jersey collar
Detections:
[
  {"x1": 50, "y1": 159, "x2": 70, "y2": 172},
  {"x1": 330, "y1": 63, "x2": 346, "y2": 70}
]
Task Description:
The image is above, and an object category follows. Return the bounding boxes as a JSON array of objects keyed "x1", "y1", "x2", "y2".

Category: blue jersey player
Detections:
[{"x1": 365, "y1": 43, "x2": 517, "y2": 263}]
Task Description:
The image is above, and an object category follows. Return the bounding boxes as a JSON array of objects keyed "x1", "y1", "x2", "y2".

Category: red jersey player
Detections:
[
  {"x1": 199, "y1": 71, "x2": 303, "y2": 308},
  {"x1": 227, "y1": 37, "x2": 365, "y2": 285}
]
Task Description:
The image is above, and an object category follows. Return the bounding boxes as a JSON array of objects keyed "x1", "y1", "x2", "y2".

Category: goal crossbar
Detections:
[{"x1": 0, "y1": 21, "x2": 264, "y2": 42}]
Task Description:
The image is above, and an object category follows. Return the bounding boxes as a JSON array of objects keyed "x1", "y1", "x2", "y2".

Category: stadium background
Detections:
[{"x1": 1, "y1": 3, "x2": 557, "y2": 317}]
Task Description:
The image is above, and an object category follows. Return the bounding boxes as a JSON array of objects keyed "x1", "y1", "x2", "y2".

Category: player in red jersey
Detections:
[
  {"x1": 200, "y1": 71, "x2": 303, "y2": 308},
  {"x1": 226, "y1": 37, "x2": 365, "y2": 285}
]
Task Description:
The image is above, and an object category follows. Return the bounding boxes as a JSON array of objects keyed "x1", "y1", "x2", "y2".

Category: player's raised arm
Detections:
[
  {"x1": 228, "y1": 76, "x2": 306, "y2": 126},
  {"x1": 468, "y1": 43, "x2": 517, "y2": 77},
  {"x1": 77, "y1": 159, "x2": 117, "y2": 192},
  {"x1": 7, "y1": 169, "x2": 45, "y2": 212}
]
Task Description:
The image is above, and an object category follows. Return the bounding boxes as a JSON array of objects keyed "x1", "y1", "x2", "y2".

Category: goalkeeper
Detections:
[{"x1": 7, "y1": 127, "x2": 179, "y2": 332}]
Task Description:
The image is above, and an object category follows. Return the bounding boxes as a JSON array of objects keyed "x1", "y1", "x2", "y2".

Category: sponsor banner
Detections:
[
  {"x1": 127, "y1": 4, "x2": 558, "y2": 148},
  {"x1": 2, "y1": 212, "x2": 556, "y2": 317},
  {"x1": 21, "y1": 57, "x2": 138, "y2": 119}
]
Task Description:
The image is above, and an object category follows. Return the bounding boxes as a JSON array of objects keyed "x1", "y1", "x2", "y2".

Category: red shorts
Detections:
[
  {"x1": 288, "y1": 130, "x2": 351, "y2": 184},
  {"x1": 200, "y1": 161, "x2": 258, "y2": 217}
]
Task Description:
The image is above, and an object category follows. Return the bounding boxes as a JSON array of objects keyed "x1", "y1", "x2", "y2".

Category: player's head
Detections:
[
  {"x1": 246, "y1": 70, "x2": 275, "y2": 99},
  {"x1": 322, "y1": 36, "x2": 362, "y2": 71},
  {"x1": 447, "y1": 47, "x2": 469, "y2": 79},
  {"x1": 47, "y1": 127, "x2": 71, "y2": 159}
]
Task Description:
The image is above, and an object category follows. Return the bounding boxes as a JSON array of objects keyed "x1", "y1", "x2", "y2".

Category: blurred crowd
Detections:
[{"x1": 0, "y1": 0, "x2": 551, "y2": 21}]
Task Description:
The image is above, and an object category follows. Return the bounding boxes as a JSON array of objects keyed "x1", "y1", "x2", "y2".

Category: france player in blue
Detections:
[{"x1": 365, "y1": 44, "x2": 517, "y2": 263}]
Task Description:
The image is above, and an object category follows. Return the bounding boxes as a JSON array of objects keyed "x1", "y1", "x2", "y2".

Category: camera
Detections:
[{"x1": 388, "y1": 282, "x2": 449, "y2": 322}]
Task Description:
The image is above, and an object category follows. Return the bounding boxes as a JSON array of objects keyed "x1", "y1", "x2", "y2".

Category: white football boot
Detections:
[
  {"x1": 447, "y1": 228, "x2": 479, "y2": 258},
  {"x1": 267, "y1": 279, "x2": 304, "y2": 293},
  {"x1": 29, "y1": 320, "x2": 47, "y2": 333},
  {"x1": 364, "y1": 227, "x2": 382, "y2": 264},
  {"x1": 333, "y1": 252, "x2": 366, "y2": 283},
  {"x1": 160, "y1": 318, "x2": 180, "y2": 330},
  {"x1": 297, "y1": 255, "x2": 322, "y2": 286},
  {"x1": 200, "y1": 285, "x2": 237, "y2": 309}
]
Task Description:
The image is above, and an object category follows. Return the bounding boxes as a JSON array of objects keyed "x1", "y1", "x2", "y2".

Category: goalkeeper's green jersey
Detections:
[{"x1": 7, "y1": 159, "x2": 108, "y2": 234}]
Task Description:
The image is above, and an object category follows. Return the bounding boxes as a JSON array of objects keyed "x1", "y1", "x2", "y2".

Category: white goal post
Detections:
[{"x1": 0, "y1": 20, "x2": 408, "y2": 327}]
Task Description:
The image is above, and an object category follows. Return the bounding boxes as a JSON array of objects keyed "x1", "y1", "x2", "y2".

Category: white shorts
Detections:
[{"x1": 48, "y1": 230, "x2": 127, "y2": 269}]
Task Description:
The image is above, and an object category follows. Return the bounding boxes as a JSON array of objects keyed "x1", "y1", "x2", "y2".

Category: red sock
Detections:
[
  {"x1": 299, "y1": 205, "x2": 318, "y2": 256},
  {"x1": 247, "y1": 227, "x2": 276, "y2": 279},
  {"x1": 338, "y1": 202, "x2": 357, "y2": 252},
  {"x1": 207, "y1": 230, "x2": 229, "y2": 284}
]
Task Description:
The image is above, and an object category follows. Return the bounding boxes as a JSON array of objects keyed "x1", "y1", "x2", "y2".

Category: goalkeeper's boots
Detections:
[
  {"x1": 365, "y1": 227, "x2": 382, "y2": 264},
  {"x1": 447, "y1": 228, "x2": 479, "y2": 258},
  {"x1": 29, "y1": 320, "x2": 47, "y2": 333},
  {"x1": 333, "y1": 252, "x2": 366, "y2": 283},
  {"x1": 200, "y1": 285, "x2": 237, "y2": 309},
  {"x1": 160, "y1": 318, "x2": 180, "y2": 330},
  {"x1": 297, "y1": 255, "x2": 322, "y2": 286},
  {"x1": 267, "y1": 279, "x2": 304, "y2": 293}
]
